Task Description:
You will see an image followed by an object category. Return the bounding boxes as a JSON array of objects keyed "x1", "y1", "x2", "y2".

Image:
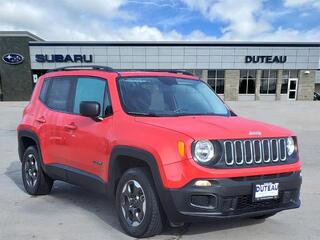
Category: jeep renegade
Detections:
[{"x1": 17, "y1": 66, "x2": 302, "y2": 238}]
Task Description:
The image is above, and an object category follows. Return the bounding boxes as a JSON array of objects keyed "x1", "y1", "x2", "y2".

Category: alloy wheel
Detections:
[
  {"x1": 120, "y1": 180, "x2": 146, "y2": 227},
  {"x1": 24, "y1": 154, "x2": 38, "y2": 187}
]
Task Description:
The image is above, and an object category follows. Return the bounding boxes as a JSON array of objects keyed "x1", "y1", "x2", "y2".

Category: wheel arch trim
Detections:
[
  {"x1": 18, "y1": 130, "x2": 43, "y2": 165},
  {"x1": 108, "y1": 145, "x2": 165, "y2": 196}
]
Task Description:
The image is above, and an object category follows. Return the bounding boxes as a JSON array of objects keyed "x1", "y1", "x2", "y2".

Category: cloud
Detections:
[
  {"x1": 284, "y1": 0, "x2": 320, "y2": 9},
  {"x1": 0, "y1": 1, "x2": 45, "y2": 28},
  {"x1": 181, "y1": 0, "x2": 320, "y2": 41},
  {"x1": 0, "y1": 0, "x2": 319, "y2": 42},
  {"x1": 181, "y1": 0, "x2": 272, "y2": 39},
  {"x1": 63, "y1": 0, "x2": 135, "y2": 20}
]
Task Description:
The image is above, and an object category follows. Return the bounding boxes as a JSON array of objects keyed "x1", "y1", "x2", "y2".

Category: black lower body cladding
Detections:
[{"x1": 160, "y1": 171, "x2": 301, "y2": 223}]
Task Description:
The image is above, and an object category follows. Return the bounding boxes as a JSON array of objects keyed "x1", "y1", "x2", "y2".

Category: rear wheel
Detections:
[
  {"x1": 22, "y1": 146, "x2": 53, "y2": 195},
  {"x1": 115, "y1": 168, "x2": 163, "y2": 238}
]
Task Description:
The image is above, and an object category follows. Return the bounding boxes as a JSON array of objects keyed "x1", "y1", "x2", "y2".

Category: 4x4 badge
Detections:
[
  {"x1": 249, "y1": 131, "x2": 262, "y2": 136},
  {"x1": 93, "y1": 160, "x2": 103, "y2": 166}
]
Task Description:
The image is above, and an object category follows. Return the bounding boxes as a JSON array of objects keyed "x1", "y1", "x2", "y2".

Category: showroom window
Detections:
[
  {"x1": 207, "y1": 70, "x2": 225, "y2": 94},
  {"x1": 281, "y1": 70, "x2": 299, "y2": 94},
  {"x1": 239, "y1": 70, "x2": 256, "y2": 94},
  {"x1": 260, "y1": 70, "x2": 278, "y2": 94}
]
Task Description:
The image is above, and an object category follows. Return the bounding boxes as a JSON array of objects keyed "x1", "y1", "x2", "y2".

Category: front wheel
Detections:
[{"x1": 115, "y1": 168, "x2": 163, "y2": 238}]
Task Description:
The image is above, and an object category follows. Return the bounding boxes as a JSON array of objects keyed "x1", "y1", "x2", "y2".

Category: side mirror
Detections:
[{"x1": 80, "y1": 101, "x2": 101, "y2": 120}]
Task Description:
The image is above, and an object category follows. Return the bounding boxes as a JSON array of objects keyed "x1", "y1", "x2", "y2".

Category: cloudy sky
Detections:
[{"x1": 0, "y1": 0, "x2": 319, "y2": 41}]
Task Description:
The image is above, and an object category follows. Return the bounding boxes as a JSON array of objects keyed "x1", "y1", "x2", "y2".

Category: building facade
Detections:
[{"x1": 1, "y1": 31, "x2": 319, "y2": 101}]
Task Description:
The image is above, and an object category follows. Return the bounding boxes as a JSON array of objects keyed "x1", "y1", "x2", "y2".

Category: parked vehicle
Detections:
[
  {"x1": 314, "y1": 92, "x2": 320, "y2": 101},
  {"x1": 18, "y1": 66, "x2": 302, "y2": 238}
]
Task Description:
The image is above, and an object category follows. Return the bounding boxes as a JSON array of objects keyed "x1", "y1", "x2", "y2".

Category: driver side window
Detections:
[{"x1": 73, "y1": 77, "x2": 107, "y2": 117}]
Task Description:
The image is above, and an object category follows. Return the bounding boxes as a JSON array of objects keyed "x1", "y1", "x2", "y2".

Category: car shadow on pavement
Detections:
[{"x1": 6, "y1": 160, "x2": 265, "y2": 237}]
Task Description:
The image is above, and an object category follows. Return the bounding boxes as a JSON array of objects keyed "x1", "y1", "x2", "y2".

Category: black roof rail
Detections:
[
  {"x1": 46, "y1": 65, "x2": 115, "y2": 73},
  {"x1": 166, "y1": 70, "x2": 195, "y2": 76},
  {"x1": 117, "y1": 69, "x2": 196, "y2": 76}
]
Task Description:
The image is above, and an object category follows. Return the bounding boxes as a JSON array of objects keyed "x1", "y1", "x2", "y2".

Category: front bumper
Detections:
[{"x1": 161, "y1": 171, "x2": 301, "y2": 223}]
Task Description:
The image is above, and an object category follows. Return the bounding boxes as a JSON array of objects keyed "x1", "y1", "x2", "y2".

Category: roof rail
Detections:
[
  {"x1": 165, "y1": 70, "x2": 195, "y2": 76},
  {"x1": 46, "y1": 65, "x2": 115, "y2": 73},
  {"x1": 118, "y1": 69, "x2": 195, "y2": 76}
]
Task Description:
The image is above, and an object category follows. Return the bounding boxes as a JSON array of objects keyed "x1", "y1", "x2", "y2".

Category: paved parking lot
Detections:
[{"x1": 0, "y1": 101, "x2": 319, "y2": 240}]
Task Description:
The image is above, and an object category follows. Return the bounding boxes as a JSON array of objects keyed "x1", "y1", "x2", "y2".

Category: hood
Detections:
[{"x1": 135, "y1": 115, "x2": 294, "y2": 140}]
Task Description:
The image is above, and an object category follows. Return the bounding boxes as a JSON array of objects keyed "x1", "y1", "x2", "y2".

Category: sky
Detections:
[{"x1": 0, "y1": 0, "x2": 319, "y2": 41}]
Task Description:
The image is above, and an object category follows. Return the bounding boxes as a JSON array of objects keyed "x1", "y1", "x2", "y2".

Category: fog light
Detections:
[{"x1": 194, "y1": 180, "x2": 212, "y2": 187}]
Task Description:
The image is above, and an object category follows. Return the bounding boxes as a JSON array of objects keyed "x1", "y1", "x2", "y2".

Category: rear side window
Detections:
[
  {"x1": 47, "y1": 77, "x2": 73, "y2": 112},
  {"x1": 73, "y1": 77, "x2": 106, "y2": 116},
  {"x1": 39, "y1": 79, "x2": 50, "y2": 102}
]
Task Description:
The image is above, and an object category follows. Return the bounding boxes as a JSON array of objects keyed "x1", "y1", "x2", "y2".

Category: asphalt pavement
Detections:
[{"x1": 0, "y1": 101, "x2": 319, "y2": 240}]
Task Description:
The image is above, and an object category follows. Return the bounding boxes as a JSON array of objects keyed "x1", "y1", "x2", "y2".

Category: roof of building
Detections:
[
  {"x1": 0, "y1": 31, "x2": 318, "y2": 47},
  {"x1": 0, "y1": 31, "x2": 44, "y2": 41},
  {"x1": 29, "y1": 41, "x2": 320, "y2": 47}
]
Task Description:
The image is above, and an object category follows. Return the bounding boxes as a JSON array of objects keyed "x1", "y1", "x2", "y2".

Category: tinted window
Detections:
[
  {"x1": 39, "y1": 79, "x2": 50, "y2": 102},
  {"x1": 73, "y1": 77, "x2": 106, "y2": 116},
  {"x1": 47, "y1": 77, "x2": 73, "y2": 111}
]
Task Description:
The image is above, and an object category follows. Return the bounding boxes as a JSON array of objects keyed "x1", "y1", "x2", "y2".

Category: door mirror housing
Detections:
[{"x1": 80, "y1": 101, "x2": 101, "y2": 120}]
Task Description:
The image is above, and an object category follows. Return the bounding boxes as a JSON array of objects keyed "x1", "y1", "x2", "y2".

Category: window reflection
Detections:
[
  {"x1": 239, "y1": 70, "x2": 256, "y2": 94},
  {"x1": 260, "y1": 70, "x2": 277, "y2": 94},
  {"x1": 208, "y1": 70, "x2": 225, "y2": 94}
]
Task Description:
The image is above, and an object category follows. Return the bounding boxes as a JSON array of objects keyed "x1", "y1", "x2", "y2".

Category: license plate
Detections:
[{"x1": 254, "y1": 182, "x2": 279, "y2": 201}]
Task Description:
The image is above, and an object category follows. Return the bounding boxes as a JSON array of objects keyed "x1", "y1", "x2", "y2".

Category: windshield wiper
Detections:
[
  {"x1": 127, "y1": 111, "x2": 160, "y2": 117},
  {"x1": 173, "y1": 113, "x2": 226, "y2": 117}
]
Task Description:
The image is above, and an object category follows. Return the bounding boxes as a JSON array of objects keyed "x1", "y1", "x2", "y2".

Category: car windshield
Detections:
[{"x1": 118, "y1": 76, "x2": 230, "y2": 117}]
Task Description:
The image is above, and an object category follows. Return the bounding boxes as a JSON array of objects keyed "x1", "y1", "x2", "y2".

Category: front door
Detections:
[
  {"x1": 64, "y1": 76, "x2": 112, "y2": 179},
  {"x1": 288, "y1": 78, "x2": 298, "y2": 100}
]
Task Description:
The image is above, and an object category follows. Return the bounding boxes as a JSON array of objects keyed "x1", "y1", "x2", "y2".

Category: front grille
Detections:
[
  {"x1": 235, "y1": 190, "x2": 298, "y2": 212},
  {"x1": 231, "y1": 172, "x2": 294, "y2": 181},
  {"x1": 236, "y1": 192, "x2": 283, "y2": 211},
  {"x1": 223, "y1": 138, "x2": 287, "y2": 167}
]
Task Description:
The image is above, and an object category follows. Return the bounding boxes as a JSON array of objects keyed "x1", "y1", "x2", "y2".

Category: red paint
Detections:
[{"x1": 18, "y1": 70, "x2": 301, "y2": 189}]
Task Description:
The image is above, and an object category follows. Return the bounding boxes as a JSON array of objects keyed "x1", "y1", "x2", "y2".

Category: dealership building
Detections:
[{"x1": 1, "y1": 31, "x2": 319, "y2": 101}]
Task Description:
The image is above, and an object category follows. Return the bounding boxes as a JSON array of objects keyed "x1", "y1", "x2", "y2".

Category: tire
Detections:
[
  {"x1": 251, "y1": 213, "x2": 276, "y2": 219},
  {"x1": 115, "y1": 168, "x2": 163, "y2": 238},
  {"x1": 21, "y1": 146, "x2": 53, "y2": 195}
]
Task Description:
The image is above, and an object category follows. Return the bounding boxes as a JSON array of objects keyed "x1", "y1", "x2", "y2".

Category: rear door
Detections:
[{"x1": 38, "y1": 76, "x2": 76, "y2": 167}]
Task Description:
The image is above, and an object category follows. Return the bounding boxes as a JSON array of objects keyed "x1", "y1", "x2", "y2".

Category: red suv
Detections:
[{"x1": 18, "y1": 66, "x2": 301, "y2": 238}]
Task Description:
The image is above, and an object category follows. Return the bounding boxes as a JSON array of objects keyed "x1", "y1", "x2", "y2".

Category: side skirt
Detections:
[{"x1": 45, "y1": 164, "x2": 108, "y2": 195}]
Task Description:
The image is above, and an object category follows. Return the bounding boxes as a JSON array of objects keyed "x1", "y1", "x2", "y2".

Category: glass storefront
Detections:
[
  {"x1": 207, "y1": 70, "x2": 225, "y2": 94},
  {"x1": 281, "y1": 70, "x2": 299, "y2": 94},
  {"x1": 239, "y1": 70, "x2": 256, "y2": 94},
  {"x1": 260, "y1": 70, "x2": 277, "y2": 94}
]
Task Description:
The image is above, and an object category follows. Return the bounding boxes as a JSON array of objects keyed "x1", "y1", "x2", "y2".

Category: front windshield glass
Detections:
[{"x1": 118, "y1": 77, "x2": 229, "y2": 117}]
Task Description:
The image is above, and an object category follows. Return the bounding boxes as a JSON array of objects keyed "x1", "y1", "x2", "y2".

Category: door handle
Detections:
[
  {"x1": 35, "y1": 116, "x2": 46, "y2": 124},
  {"x1": 64, "y1": 123, "x2": 77, "y2": 131}
]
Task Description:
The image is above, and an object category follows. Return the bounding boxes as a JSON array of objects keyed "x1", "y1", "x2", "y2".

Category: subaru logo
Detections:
[{"x1": 2, "y1": 53, "x2": 24, "y2": 65}]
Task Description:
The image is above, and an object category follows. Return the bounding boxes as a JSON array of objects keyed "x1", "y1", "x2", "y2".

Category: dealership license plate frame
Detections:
[{"x1": 253, "y1": 182, "x2": 279, "y2": 202}]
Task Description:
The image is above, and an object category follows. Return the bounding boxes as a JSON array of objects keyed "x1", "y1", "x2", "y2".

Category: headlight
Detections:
[
  {"x1": 287, "y1": 137, "x2": 295, "y2": 156},
  {"x1": 193, "y1": 140, "x2": 215, "y2": 163}
]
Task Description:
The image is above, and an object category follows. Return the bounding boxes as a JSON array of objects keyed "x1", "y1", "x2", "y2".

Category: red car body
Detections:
[{"x1": 18, "y1": 68, "x2": 302, "y2": 236}]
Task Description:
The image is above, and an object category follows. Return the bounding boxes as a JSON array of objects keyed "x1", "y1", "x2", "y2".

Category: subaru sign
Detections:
[
  {"x1": 2, "y1": 53, "x2": 24, "y2": 65},
  {"x1": 35, "y1": 54, "x2": 93, "y2": 63}
]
